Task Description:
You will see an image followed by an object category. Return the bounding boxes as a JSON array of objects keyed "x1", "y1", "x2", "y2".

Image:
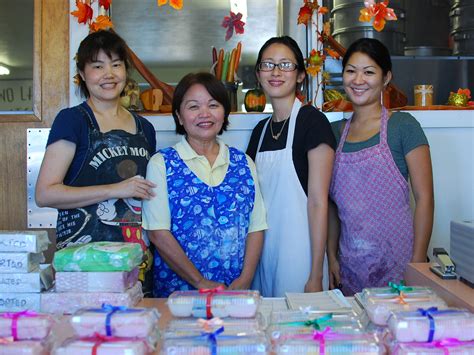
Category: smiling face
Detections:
[
  {"x1": 342, "y1": 51, "x2": 392, "y2": 109},
  {"x1": 176, "y1": 84, "x2": 225, "y2": 144},
  {"x1": 256, "y1": 43, "x2": 305, "y2": 102},
  {"x1": 80, "y1": 49, "x2": 127, "y2": 103}
]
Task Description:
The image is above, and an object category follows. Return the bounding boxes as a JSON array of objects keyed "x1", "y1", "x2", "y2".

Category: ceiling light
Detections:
[{"x1": 0, "y1": 64, "x2": 10, "y2": 76}]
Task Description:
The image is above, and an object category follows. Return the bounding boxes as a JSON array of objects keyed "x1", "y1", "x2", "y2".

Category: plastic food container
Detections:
[{"x1": 167, "y1": 290, "x2": 261, "y2": 318}]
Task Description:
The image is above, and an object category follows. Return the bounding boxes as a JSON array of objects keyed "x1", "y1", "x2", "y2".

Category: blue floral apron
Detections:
[{"x1": 153, "y1": 146, "x2": 255, "y2": 297}]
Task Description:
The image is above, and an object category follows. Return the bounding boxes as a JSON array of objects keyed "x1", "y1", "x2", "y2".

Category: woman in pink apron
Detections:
[
  {"x1": 247, "y1": 36, "x2": 336, "y2": 296},
  {"x1": 328, "y1": 38, "x2": 434, "y2": 296}
]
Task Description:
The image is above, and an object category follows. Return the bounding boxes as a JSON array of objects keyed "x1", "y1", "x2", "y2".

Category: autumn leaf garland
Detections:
[{"x1": 71, "y1": 0, "x2": 113, "y2": 31}]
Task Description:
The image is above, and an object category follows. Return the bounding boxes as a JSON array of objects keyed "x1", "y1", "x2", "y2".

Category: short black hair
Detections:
[
  {"x1": 76, "y1": 30, "x2": 132, "y2": 98},
  {"x1": 342, "y1": 38, "x2": 392, "y2": 76},
  {"x1": 255, "y1": 36, "x2": 306, "y2": 93},
  {"x1": 172, "y1": 72, "x2": 230, "y2": 135}
]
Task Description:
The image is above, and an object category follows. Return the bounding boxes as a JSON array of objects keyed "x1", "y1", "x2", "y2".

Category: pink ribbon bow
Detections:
[{"x1": 2, "y1": 310, "x2": 38, "y2": 340}]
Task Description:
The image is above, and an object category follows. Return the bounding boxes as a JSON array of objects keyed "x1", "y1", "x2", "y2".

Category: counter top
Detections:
[{"x1": 404, "y1": 262, "x2": 474, "y2": 311}]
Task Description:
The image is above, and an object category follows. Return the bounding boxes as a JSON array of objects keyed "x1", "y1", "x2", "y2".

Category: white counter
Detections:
[{"x1": 146, "y1": 110, "x2": 474, "y2": 259}]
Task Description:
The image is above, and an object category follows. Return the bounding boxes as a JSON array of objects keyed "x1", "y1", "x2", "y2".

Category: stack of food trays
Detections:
[{"x1": 161, "y1": 289, "x2": 269, "y2": 354}]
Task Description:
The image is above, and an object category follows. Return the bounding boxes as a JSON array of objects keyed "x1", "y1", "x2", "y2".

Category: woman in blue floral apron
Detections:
[
  {"x1": 35, "y1": 31, "x2": 157, "y2": 295},
  {"x1": 142, "y1": 73, "x2": 267, "y2": 297}
]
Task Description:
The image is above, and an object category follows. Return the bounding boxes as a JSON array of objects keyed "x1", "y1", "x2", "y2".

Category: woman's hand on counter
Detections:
[
  {"x1": 228, "y1": 276, "x2": 252, "y2": 290},
  {"x1": 196, "y1": 278, "x2": 226, "y2": 290},
  {"x1": 304, "y1": 275, "x2": 323, "y2": 293}
]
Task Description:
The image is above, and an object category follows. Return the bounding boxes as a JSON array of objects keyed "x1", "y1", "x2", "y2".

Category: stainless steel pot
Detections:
[{"x1": 450, "y1": 0, "x2": 474, "y2": 55}]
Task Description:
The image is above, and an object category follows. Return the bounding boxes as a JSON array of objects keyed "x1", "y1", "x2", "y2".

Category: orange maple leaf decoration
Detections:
[
  {"x1": 297, "y1": 0, "x2": 319, "y2": 25},
  {"x1": 325, "y1": 48, "x2": 341, "y2": 60},
  {"x1": 359, "y1": 0, "x2": 397, "y2": 32},
  {"x1": 157, "y1": 0, "x2": 183, "y2": 10},
  {"x1": 71, "y1": 0, "x2": 93, "y2": 25},
  {"x1": 90, "y1": 15, "x2": 113, "y2": 32}
]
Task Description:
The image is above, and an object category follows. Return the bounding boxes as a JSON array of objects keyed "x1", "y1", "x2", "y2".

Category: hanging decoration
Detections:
[
  {"x1": 71, "y1": 0, "x2": 113, "y2": 31},
  {"x1": 221, "y1": 11, "x2": 245, "y2": 41},
  {"x1": 297, "y1": 0, "x2": 339, "y2": 105},
  {"x1": 359, "y1": 0, "x2": 397, "y2": 32},
  {"x1": 157, "y1": 0, "x2": 183, "y2": 10},
  {"x1": 71, "y1": 0, "x2": 184, "y2": 33}
]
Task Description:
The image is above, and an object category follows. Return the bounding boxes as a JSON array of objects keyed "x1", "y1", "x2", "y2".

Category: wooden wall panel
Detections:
[{"x1": 0, "y1": 0, "x2": 68, "y2": 260}]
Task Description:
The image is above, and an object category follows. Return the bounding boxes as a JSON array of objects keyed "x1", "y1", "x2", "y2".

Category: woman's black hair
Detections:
[
  {"x1": 342, "y1": 38, "x2": 392, "y2": 76},
  {"x1": 255, "y1": 36, "x2": 306, "y2": 93},
  {"x1": 76, "y1": 30, "x2": 132, "y2": 98},
  {"x1": 172, "y1": 72, "x2": 230, "y2": 135}
]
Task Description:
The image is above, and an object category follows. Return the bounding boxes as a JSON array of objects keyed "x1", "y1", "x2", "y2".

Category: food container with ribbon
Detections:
[
  {"x1": 161, "y1": 329, "x2": 269, "y2": 355},
  {"x1": 365, "y1": 293, "x2": 447, "y2": 326},
  {"x1": 391, "y1": 338, "x2": 474, "y2": 355},
  {"x1": 53, "y1": 335, "x2": 151, "y2": 355},
  {"x1": 164, "y1": 316, "x2": 264, "y2": 339},
  {"x1": 70, "y1": 304, "x2": 160, "y2": 339},
  {"x1": 273, "y1": 326, "x2": 384, "y2": 354},
  {"x1": 387, "y1": 307, "x2": 474, "y2": 342},
  {"x1": 360, "y1": 282, "x2": 435, "y2": 301},
  {"x1": 0, "y1": 310, "x2": 54, "y2": 341},
  {"x1": 167, "y1": 288, "x2": 261, "y2": 318},
  {"x1": 268, "y1": 311, "x2": 367, "y2": 345}
]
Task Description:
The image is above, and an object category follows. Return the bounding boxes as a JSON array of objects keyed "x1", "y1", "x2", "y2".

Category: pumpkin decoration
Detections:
[{"x1": 244, "y1": 87, "x2": 266, "y2": 112}]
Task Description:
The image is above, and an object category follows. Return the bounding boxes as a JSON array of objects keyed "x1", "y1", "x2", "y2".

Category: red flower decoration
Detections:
[
  {"x1": 457, "y1": 88, "x2": 471, "y2": 99},
  {"x1": 297, "y1": 0, "x2": 319, "y2": 26},
  {"x1": 359, "y1": 0, "x2": 397, "y2": 32},
  {"x1": 221, "y1": 11, "x2": 245, "y2": 41},
  {"x1": 99, "y1": 0, "x2": 112, "y2": 10},
  {"x1": 71, "y1": 0, "x2": 93, "y2": 25}
]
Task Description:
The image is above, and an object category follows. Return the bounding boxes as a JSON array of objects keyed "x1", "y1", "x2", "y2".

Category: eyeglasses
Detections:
[{"x1": 258, "y1": 61, "x2": 298, "y2": 72}]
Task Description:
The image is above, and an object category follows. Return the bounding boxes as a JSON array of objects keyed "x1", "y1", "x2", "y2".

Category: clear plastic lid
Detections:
[
  {"x1": 166, "y1": 316, "x2": 264, "y2": 334},
  {"x1": 365, "y1": 294, "x2": 447, "y2": 326},
  {"x1": 0, "y1": 312, "x2": 54, "y2": 340},
  {"x1": 167, "y1": 290, "x2": 261, "y2": 318},
  {"x1": 70, "y1": 306, "x2": 160, "y2": 338},
  {"x1": 387, "y1": 308, "x2": 474, "y2": 342},
  {"x1": 361, "y1": 285, "x2": 435, "y2": 301},
  {"x1": 161, "y1": 334, "x2": 269, "y2": 354},
  {"x1": 274, "y1": 331, "x2": 384, "y2": 354},
  {"x1": 391, "y1": 341, "x2": 474, "y2": 355}
]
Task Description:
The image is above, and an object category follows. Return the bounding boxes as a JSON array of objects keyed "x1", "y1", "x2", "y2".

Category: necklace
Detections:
[{"x1": 270, "y1": 117, "x2": 289, "y2": 140}]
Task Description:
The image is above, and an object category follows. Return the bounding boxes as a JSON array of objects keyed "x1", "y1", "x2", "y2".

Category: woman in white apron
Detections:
[{"x1": 246, "y1": 36, "x2": 336, "y2": 297}]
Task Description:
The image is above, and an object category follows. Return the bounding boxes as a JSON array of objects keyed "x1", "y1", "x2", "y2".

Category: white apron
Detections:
[{"x1": 252, "y1": 98, "x2": 328, "y2": 297}]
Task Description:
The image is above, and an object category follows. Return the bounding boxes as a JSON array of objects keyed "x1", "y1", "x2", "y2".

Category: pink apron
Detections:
[{"x1": 330, "y1": 107, "x2": 414, "y2": 295}]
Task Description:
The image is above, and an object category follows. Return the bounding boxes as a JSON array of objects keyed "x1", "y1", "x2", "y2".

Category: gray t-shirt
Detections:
[{"x1": 331, "y1": 112, "x2": 429, "y2": 180}]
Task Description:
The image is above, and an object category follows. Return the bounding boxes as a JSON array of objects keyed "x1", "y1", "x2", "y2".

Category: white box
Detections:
[
  {"x1": 0, "y1": 292, "x2": 41, "y2": 312},
  {"x1": 0, "y1": 264, "x2": 53, "y2": 293},
  {"x1": 0, "y1": 252, "x2": 44, "y2": 273},
  {"x1": 0, "y1": 230, "x2": 50, "y2": 253}
]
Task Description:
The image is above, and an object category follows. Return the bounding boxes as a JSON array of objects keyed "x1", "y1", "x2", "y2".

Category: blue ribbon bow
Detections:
[
  {"x1": 417, "y1": 307, "x2": 461, "y2": 343},
  {"x1": 201, "y1": 326, "x2": 224, "y2": 355},
  {"x1": 88, "y1": 303, "x2": 142, "y2": 336}
]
